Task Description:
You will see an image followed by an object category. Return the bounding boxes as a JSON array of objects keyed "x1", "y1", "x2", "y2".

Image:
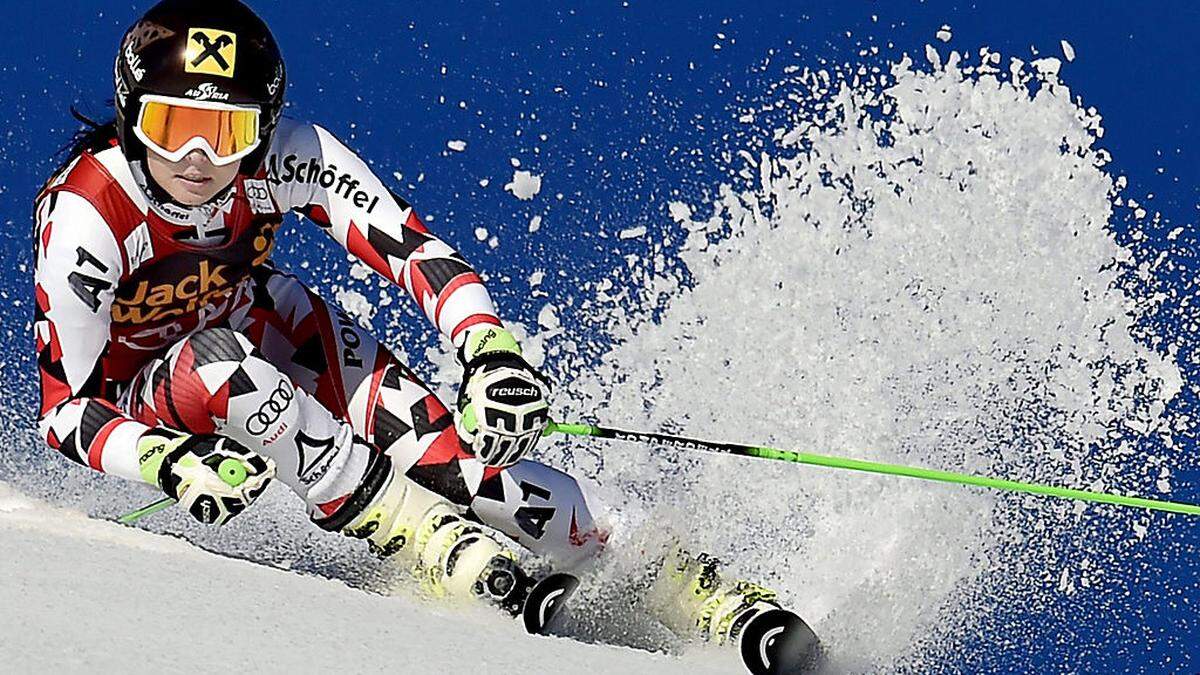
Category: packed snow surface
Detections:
[{"x1": 0, "y1": 482, "x2": 733, "y2": 674}]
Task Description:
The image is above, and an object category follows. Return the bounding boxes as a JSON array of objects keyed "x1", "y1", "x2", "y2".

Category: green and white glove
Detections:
[
  {"x1": 138, "y1": 429, "x2": 275, "y2": 525},
  {"x1": 455, "y1": 326, "x2": 551, "y2": 468}
]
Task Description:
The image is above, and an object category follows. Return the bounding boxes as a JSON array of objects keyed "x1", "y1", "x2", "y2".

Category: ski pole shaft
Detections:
[
  {"x1": 117, "y1": 497, "x2": 175, "y2": 525},
  {"x1": 545, "y1": 421, "x2": 1200, "y2": 516}
]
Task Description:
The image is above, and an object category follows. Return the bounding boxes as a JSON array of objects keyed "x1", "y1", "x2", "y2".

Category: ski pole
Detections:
[
  {"x1": 117, "y1": 497, "x2": 174, "y2": 525},
  {"x1": 118, "y1": 457, "x2": 250, "y2": 525},
  {"x1": 545, "y1": 421, "x2": 1200, "y2": 516}
]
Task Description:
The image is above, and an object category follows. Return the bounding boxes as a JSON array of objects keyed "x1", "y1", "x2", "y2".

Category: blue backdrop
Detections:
[{"x1": 1, "y1": 2, "x2": 1196, "y2": 672}]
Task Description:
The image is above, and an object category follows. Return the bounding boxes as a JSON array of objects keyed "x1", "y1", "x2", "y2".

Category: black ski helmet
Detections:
[{"x1": 114, "y1": 0, "x2": 285, "y2": 174}]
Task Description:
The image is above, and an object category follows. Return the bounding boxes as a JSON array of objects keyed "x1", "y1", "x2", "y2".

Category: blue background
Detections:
[{"x1": 1, "y1": 1, "x2": 1196, "y2": 672}]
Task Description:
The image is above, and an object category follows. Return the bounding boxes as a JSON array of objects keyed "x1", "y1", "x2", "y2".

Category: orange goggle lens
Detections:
[{"x1": 137, "y1": 100, "x2": 260, "y2": 159}]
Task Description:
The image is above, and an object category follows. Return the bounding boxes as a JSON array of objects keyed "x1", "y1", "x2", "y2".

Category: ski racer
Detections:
[{"x1": 33, "y1": 0, "x2": 784, "y2": 650}]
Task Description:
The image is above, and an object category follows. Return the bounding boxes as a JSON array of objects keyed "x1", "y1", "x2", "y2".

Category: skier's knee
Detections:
[
  {"x1": 472, "y1": 460, "x2": 610, "y2": 570},
  {"x1": 148, "y1": 328, "x2": 296, "y2": 439}
]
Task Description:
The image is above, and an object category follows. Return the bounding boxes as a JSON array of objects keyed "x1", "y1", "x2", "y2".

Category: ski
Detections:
[
  {"x1": 738, "y1": 608, "x2": 823, "y2": 674},
  {"x1": 520, "y1": 572, "x2": 581, "y2": 635}
]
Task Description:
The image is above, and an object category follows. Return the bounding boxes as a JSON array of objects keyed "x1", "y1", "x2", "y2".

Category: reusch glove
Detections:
[
  {"x1": 138, "y1": 429, "x2": 275, "y2": 525},
  {"x1": 455, "y1": 326, "x2": 551, "y2": 468}
]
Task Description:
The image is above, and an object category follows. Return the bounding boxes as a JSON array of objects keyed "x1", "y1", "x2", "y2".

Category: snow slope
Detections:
[{"x1": 0, "y1": 482, "x2": 732, "y2": 674}]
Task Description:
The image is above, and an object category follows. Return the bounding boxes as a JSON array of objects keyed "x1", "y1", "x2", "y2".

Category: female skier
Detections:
[{"x1": 33, "y1": 0, "x2": 794, "y2": 658}]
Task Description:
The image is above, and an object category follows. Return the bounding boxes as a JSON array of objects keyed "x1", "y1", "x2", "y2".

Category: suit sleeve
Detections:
[
  {"x1": 268, "y1": 119, "x2": 503, "y2": 346},
  {"x1": 34, "y1": 190, "x2": 156, "y2": 482}
]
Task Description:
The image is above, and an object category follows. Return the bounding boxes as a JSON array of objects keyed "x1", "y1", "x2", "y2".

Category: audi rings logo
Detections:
[{"x1": 246, "y1": 380, "x2": 294, "y2": 435}]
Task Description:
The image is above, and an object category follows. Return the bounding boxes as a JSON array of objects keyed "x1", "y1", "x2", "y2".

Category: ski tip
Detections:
[
  {"x1": 522, "y1": 572, "x2": 580, "y2": 635},
  {"x1": 739, "y1": 608, "x2": 823, "y2": 675}
]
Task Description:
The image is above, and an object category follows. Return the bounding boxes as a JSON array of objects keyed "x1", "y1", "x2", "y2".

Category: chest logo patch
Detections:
[
  {"x1": 243, "y1": 179, "x2": 276, "y2": 215},
  {"x1": 123, "y1": 222, "x2": 155, "y2": 273},
  {"x1": 112, "y1": 260, "x2": 234, "y2": 325},
  {"x1": 185, "y1": 28, "x2": 237, "y2": 78}
]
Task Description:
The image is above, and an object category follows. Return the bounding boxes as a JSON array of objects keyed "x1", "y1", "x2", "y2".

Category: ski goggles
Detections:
[{"x1": 133, "y1": 95, "x2": 262, "y2": 166}]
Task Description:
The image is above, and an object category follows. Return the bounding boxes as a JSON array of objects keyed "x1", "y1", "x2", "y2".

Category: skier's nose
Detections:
[{"x1": 183, "y1": 148, "x2": 214, "y2": 169}]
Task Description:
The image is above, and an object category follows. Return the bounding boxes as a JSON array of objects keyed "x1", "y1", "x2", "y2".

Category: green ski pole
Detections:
[
  {"x1": 545, "y1": 421, "x2": 1200, "y2": 516},
  {"x1": 117, "y1": 497, "x2": 175, "y2": 525}
]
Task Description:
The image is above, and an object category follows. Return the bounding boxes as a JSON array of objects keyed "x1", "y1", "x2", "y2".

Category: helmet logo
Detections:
[
  {"x1": 185, "y1": 28, "x2": 237, "y2": 78},
  {"x1": 183, "y1": 82, "x2": 231, "y2": 101},
  {"x1": 127, "y1": 21, "x2": 176, "y2": 53},
  {"x1": 123, "y1": 41, "x2": 147, "y2": 82},
  {"x1": 267, "y1": 64, "x2": 284, "y2": 97}
]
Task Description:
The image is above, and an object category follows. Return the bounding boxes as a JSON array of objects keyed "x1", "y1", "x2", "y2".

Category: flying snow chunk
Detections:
[
  {"x1": 349, "y1": 262, "x2": 372, "y2": 280},
  {"x1": 505, "y1": 170, "x2": 543, "y2": 201},
  {"x1": 619, "y1": 225, "x2": 647, "y2": 240},
  {"x1": 925, "y1": 44, "x2": 942, "y2": 68},
  {"x1": 1031, "y1": 57, "x2": 1062, "y2": 77},
  {"x1": 447, "y1": 140, "x2": 467, "y2": 152},
  {"x1": 538, "y1": 303, "x2": 560, "y2": 330},
  {"x1": 1061, "y1": 40, "x2": 1076, "y2": 62},
  {"x1": 335, "y1": 289, "x2": 375, "y2": 322},
  {"x1": 529, "y1": 215, "x2": 543, "y2": 233},
  {"x1": 474, "y1": 227, "x2": 489, "y2": 241},
  {"x1": 936, "y1": 25, "x2": 952, "y2": 42},
  {"x1": 668, "y1": 201, "x2": 693, "y2": 224}
]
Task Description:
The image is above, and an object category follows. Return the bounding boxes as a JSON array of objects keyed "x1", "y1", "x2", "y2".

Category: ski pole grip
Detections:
[{"x1": 217, "y1": 458, "x2": 248, "y2": 488}]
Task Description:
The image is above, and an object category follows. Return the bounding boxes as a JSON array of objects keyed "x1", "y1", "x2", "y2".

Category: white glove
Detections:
[
  {"x1": 455, "y1": 326, "x2": 551, "y2": 468},
  {"x1": 138, "y1": 430, "x2": 275, "y2": 525}
]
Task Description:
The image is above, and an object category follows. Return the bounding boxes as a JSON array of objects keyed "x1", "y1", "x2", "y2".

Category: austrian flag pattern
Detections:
[
  {"x1": 270, "y1": 122, "x2": 500, "y2": 344},
  {"x1": 32, "y1": 117, "x2": 503, "y2": 483}
]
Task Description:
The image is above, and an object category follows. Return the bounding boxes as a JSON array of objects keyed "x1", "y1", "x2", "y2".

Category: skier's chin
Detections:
[{"x1": 145, "y1": 149, "x2": 240, "y2": 206}]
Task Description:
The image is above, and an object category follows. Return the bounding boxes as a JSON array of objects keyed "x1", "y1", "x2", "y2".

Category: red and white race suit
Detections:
[{"x1": 32, "y1": 118, "x2": 606, "y2": 566}]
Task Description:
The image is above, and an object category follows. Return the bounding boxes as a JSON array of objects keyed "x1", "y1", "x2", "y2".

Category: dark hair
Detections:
[
  {"x1": 35, "y1": 107, "x2": 118, "y2": 254},
  {"x1": 64, "y1": 107, "x2": 118, "y2": 161},
  {"x1": 43, "y1": 107, "x2": 118, "y2": 192}
]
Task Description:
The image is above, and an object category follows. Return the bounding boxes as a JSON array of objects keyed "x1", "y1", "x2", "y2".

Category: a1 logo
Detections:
[{"x1": 514, "y1": 480, "x2": 555, "y2": 540}]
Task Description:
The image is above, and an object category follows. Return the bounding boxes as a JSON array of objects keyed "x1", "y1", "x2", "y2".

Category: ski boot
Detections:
[
  {"x1": 648, "y1": 546, "x2": 822, "y2": 674},
  {"x1": 325, "y1": 455, "x2": 576, "y2": 631}
]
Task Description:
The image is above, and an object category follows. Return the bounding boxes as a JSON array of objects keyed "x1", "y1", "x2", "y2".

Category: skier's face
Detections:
[{"x1": 145, "y1": 147, "x2": 240, "y2": 206}]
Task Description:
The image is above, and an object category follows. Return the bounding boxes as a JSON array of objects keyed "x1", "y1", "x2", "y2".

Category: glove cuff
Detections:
[
  {"x1": 458, "y1": 325, "x2": 522, "y2": 367},
  {"x1": 136, "y1": 429, "x2": 194, "y2": 494}
]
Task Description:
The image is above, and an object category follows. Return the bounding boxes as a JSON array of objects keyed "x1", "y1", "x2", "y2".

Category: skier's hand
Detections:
[
  {"x1": 138, "y1": 430, "x2": 274, "y2": 525},
  {"x1": 455, "y1": 326, "x2": 551, "y2": 468}
]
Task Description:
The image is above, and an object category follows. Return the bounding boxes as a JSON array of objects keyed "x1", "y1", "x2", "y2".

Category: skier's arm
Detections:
[
  {"x1": 33, "y1": 191, "x2": 160, "y2": 483},
  {"x1": 269, "y1": 120, "x2": 550, "y2": 467},
  {"x1": 269, "y1": 120, "x2": 502, "y2": 345}
]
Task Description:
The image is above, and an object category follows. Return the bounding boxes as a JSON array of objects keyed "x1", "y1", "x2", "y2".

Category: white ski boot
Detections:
[
  {"x1": 338, "y1": 460, "x2": 529, "y2": 611},
  {"x1": 647, "y1": 546, "x2": 822, "y2": 673},
  {"x1": 648, "y1": 546, "x2": 781, "y2": 645}
]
